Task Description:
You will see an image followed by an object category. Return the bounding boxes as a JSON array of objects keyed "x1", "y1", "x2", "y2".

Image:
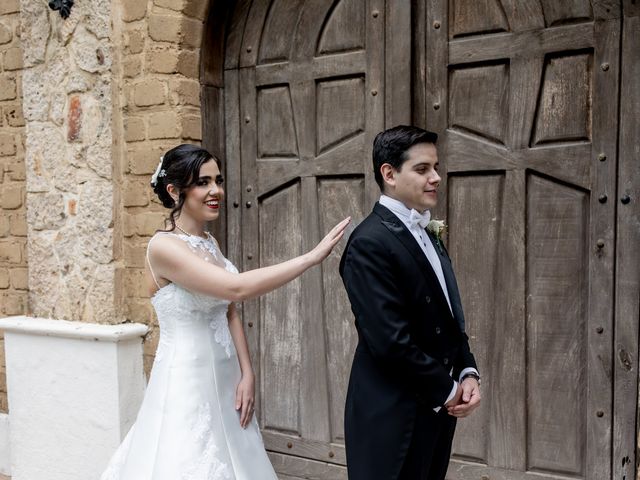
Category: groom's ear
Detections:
[{"x1": 380, "y1": 163, "x2": 396, "y2": 190}]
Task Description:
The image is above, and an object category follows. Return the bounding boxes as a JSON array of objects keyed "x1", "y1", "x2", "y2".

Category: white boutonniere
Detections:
[{"x1": 427, "y1": 219, "x2": 446, "y2": 254}]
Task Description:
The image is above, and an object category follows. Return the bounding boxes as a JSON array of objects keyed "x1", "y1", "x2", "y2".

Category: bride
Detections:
[{"x1": 101, "y1": 144, "x2": 350, "y2": 479}]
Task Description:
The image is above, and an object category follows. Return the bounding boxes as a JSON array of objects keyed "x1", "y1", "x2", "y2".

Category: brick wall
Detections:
[
  {"x1": 116, "y1": 0, "x2": 207, "y2": 373},
  {"x1": 0, "y1": 0, "x2": 26, "y2": 413}
]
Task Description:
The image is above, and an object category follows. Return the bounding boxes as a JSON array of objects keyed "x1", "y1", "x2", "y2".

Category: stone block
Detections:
[
  {"x1": 0, "y1": 240, "x2": 21, "y2": 263},
  {"x1": 0, "y1": 0, "x2": 19, "y2": 15},
  {"x1": 124, "y1": 267, "x2": 149, "y2": 298},
  {"x1": 127, "y1": 144, "x2": 166, "y2": 175},
  {"x1": 121, "y1": 0, "x2": 147, "y2": 22},
  {"x1": 123, "y1": 180, "x2": 150, "y2": 207},
  {"x1": 148, "y1": 14, "x2": 182, "y2": 44},
  {"x1": 133, "y1": 79, "x2": 166, "y2": 107},
  {"x1": 181, "y1": 114, "x2": 201, "y2": 141},
  {"x1": 7, "y1": 160, "x2": 26, "y2": 181},
  {"x1": 66, "y1": 71, "x2": 93, "y2": 94},
  {"x1": 184, "y1": 0, "x2": 209, "y2": 21},
  {"x1": 171, "y1": 79, "x2": 200, "y2": 106},
  {"x1": 127, "y1": 299, "x2": 155, "y2": 325},
  {"x1": 67, "y1": 96, "x2": 82, "y2": 142},
  {"x1": 10, "y1": 213, "x2": 27, "y2": 236},
  {"x1": 152, "y1": 0, "x2": 208, "y2": 21},
  {"x1": 146, "y1": 47, "x2": 179, "y2": 74},
  {"x1": 124, "y1": 242, "x2": 146, "y2": 268},
  {"x1": 22, "y1": 66, "x2": 49, "y2": 121},
  {"x1": 0, "y1": 215, "x2": 9, "y2": 237},
  {"x1": 70, "y1": 26, "x2": 111, "y2": 74},
  {"x1": 122, "y1": 213, "x2": 136, "y2": 237},
  {"x1": 26, "y1": 192, "x2": 66, "y2": 230},
  {"x1": 10, "y1": 267, "x2": 27, "y2": 290},
  {"x1": 20, "y1": 0, "x2": 49, "y2": 68},
  {"x1": 0, "y1": 75, "x2": 16, "y2": 101},
  {"x1": 125, "y1": 29, "x2": 145, "y2": 54},
  {"x1": 3, "y1": 47, "x2": 23, "y2": 71},
  {"x1": 123, "y1": 55, "x2": 142, "y2": 78},
  {"x1": 124, "y1": 116, "x2": 146, "y2": 143},
  {"x1": 0, "y1": 269, "x2": 8, "y2": 289},
  {"x1": 0, "y1": 134, "x2": 16, "y2": 157},
  {"x1": 0, "y1": 22, "x2": 12, "y2": 45},
  {"x1": 177, "y1": 49, "x2": 198, "y2": 78},
  {"x1": 182, "y1": 17, "x2": 203, "y2": 49},
  {"x1": 0, "y1": 293, "x2": 24, "y2": 315},
  {"x1": 134, "y1": 212, "x2": 166, "y2": 236},
  {"x1": 0, "y1": 184, "x2": 22, "y2": 209},
  {"x1": 153, "y1": 0, "x2": 183, "y2": 10},
  {"x1": 148, "y1": 111, "x2": 180, "y2": 139},
  {"x1": 145, "y1": 47, "x2": 199, "y2": 77},
  {"x1": 4, "y1": 104, "x2": 25, "y2": 127}
]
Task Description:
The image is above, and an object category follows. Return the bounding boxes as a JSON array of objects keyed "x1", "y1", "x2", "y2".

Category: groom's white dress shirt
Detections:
[{"x1": 379, "y1": 195, "x2": 478, "y2": 408}]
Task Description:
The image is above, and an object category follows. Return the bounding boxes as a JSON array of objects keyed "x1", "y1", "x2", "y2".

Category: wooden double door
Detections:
[{"x1": 209, "y1": 0, "x2": 625, "y2": 478}]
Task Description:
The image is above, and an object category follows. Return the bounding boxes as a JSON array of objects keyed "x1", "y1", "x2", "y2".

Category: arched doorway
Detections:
[{"x1": 198, "y1": 1, "x2": 634, "y2": 479}]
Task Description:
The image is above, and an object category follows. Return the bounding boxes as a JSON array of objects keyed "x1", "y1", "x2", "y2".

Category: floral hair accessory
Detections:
[
  {"x1": 150, "y1": 156, "x2": 166, "y2": 187},
  {"x1": 427, "y1": 219, "x2": 446, "y2": 254}
]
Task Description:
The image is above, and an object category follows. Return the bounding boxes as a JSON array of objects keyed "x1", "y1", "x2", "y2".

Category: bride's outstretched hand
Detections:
[{"x1": 309, "y1": 217, "x2": 351, "y2": 265}]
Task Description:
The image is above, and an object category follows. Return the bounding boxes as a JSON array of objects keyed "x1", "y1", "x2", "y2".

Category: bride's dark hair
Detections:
[{"x1": 151, "y1": 144, "x2": 221, "y2": 231}]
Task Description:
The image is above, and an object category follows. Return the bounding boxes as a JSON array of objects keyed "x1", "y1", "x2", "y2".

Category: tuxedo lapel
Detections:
[
  {"x1": 427, "y1": 231, "x2": 466, "y2": 330},
  {"x1": 373, "y1": 204, "x2": 453, "y2": 318}
]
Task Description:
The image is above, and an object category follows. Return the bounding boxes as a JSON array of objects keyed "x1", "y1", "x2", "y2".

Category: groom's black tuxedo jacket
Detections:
[{"x1": 339, "y1": 203, "x2": 477, "y2": 480}]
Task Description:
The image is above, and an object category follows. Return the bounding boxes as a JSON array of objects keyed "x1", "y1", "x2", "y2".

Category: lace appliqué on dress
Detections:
[
  {"x1": 182, "y1": 403, "x2": 232, "y2": 480},
  {"x1": 209, "y1": 316, "x2": 232, "y2": 358},
  {"x1": 177, "y1": 233, "x2": 221, "y2": 265}
]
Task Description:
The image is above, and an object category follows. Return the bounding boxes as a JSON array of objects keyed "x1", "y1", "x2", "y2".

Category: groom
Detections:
[{"x1": 339, "y1": 125, "x2": 481, "y2": 480}]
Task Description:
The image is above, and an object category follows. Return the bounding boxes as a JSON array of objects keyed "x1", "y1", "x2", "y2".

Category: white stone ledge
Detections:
[
  {"x1": 0, "y1": 316, "x2": 148, "y2": 342},
  {"x1": 0, "y1": 316, "x2": 148, "y2": 480}
]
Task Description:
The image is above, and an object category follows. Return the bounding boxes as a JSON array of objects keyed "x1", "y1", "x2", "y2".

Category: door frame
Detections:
[
  {"x1": 199, "y1": 1, "x2": 640, "y2": 479},
  {"x1": 613, "y1": 3, "x2": 640, "y2": 480}
]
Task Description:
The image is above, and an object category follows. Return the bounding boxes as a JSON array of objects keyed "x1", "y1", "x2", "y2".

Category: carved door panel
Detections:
[
  {"x1": 223, "y1": 0, "x2": 406, "y2": 477},
  {"x1": 421, "y1": 1, "x2": 620, "y2": 479}
]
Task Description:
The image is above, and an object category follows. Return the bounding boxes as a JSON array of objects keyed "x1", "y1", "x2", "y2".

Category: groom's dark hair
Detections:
[{"x1": 372, "y1": 125, "x2": 438, "y2": 191}]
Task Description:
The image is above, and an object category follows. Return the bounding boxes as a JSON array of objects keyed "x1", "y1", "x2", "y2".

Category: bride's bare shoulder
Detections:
[{"x1": 148, "y1": 232, "x2": 192, "y2": 259}]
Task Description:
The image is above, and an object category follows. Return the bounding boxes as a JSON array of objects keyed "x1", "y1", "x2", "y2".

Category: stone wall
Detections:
[
  {"x1": 0, "y1": 0, "x2": 27, "y2": 413},
  {"x1": 115, "y1": 0, "x2": 207, "y2": 373},
  {"x1": 20, "y1": 0, "x2": 116, "y2": 325}
]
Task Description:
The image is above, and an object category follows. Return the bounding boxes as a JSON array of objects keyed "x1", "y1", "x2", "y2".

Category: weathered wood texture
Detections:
[
  {"x1": 421, "y1": 1, "x2": 624, "y2": 479},
  {"x1": 613, "y1": 4, "x2": 640, "y2": 480},
  {"x1": 217, "y1": 0, "x2": 394, "y2": 475},
  {"x1": 268, "y1": 452, "x2": 348, "y2": 480},
  {"x1": 199, "y1": 0, "x2": 635, "y2": 478}
]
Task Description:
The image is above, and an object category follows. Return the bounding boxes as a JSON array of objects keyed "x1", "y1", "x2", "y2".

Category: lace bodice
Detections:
[{"x1": 148, "y1": 232, "x2": 239, "y2": 358}]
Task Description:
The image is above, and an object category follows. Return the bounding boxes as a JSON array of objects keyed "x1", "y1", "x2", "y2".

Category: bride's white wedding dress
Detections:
[{"x1": 101, "y1": 232, "x2": 278, "y2": 480}]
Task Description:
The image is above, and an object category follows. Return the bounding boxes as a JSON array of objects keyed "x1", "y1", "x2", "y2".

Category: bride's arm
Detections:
[
  {"x1": 227, "y1": 302, "x2": 255, "y2": 428},
  {"x1": 149, "y1": 217, "x2": 350, "y2": 302}
]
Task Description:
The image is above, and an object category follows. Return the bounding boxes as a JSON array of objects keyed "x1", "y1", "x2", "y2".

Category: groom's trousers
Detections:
[{"x1": 398, "y1": 406, "x2": 457, "y2": 480}]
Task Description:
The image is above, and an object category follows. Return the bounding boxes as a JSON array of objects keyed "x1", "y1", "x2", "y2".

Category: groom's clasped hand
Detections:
[{"x1": 445, "y1": 376, "x2": 481, "y2": 418}]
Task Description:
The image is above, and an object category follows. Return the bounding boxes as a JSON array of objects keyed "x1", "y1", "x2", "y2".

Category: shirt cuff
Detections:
[
  {"x1": 458, "y1": 367, "x2": 479, "y2": 383},
  {"x1": 434, "y1": 379, "x2": 458, "y2": 412}
]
